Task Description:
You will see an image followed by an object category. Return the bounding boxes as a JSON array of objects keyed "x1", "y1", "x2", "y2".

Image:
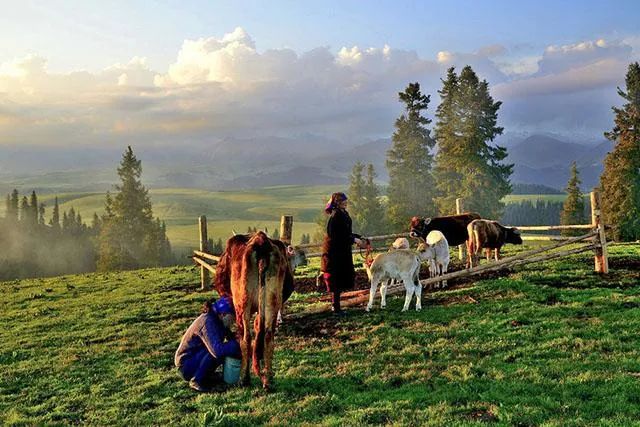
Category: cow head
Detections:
[
  {"x1": 409, "y1": 216, "x2": 431, "y2": 238},
  {"x1": 286, "y1": 245, "x2": 307, "y2": 270},
  {"x1": 506, "y1": 227, "x2": 523, "y2": 245}
]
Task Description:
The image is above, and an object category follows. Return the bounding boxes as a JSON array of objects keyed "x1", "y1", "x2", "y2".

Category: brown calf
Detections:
[
  {"x1": 227, "y1": 231, "x2": 289, "y2": 389},
  {"x1": 466, "y1": 219, "x2": 523, "y2": 268}
]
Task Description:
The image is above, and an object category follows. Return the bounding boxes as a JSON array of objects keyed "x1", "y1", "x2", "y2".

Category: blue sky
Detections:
[
  {"x1": 2, "y1": 0, "x2": 639, "y2": 72},
  {"x1": 0, "y1": 0, "x2": 639, "y2": 148}
]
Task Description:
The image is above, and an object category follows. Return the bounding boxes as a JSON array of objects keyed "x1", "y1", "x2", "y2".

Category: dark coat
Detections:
[{"x1": 321, "y1": 209, "x2": 358, "y2": 292}]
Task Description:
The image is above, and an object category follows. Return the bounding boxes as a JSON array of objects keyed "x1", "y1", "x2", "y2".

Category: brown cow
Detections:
[
  {"x1": 466, "y1": 219, "x2": 523, "y2": 268},
  {"x1": 409, "y1": 213, "x2": 481, "y2": 246},
  {"x1": 227, "y1": 231, "x2": 289, "y2": 389}
]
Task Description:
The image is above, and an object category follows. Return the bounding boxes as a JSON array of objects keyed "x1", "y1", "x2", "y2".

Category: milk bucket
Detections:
[{"x1": 223, "y1": 357, "x2": 241, "y2": 384}]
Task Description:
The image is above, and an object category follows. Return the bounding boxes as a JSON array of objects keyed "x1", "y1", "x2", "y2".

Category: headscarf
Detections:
[{"x1": 324, "y1": 192, "x2": 348, "y2": 214}]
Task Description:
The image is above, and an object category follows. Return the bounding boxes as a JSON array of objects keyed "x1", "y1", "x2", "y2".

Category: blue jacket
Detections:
[{"x1": 174, "y1": 311, "x2": 241, "y2": 367}]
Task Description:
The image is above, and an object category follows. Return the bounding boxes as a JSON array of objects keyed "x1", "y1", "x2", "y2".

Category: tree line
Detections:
[{"x1": 1, "y1": 147, "x2": 174, "y2": 280}]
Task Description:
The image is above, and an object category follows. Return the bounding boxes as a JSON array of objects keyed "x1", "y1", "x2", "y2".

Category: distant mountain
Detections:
[{"x1": 507, "y1": 135, "x2": 611, "y2": 190}]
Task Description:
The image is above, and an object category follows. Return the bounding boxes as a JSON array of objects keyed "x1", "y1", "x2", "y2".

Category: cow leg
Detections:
[
  {"x1": 485, "y1": 248, "x2": 491, "y2": 262},
  {"x1": 402, "y1": 280, "x2": 415, "y2": 312},
  {"x1": 261, "y1": 314, "x2": 277, "y2": 390},
  {"x1": 239, "y1": 310, "x2": 252, "y2": 386},
  {"x1": 380, "y1": 280, "x2": 388, "y2": 309},
  {"x1": 495, "y1": 248, "x2": 500, "y2": 262},
  {"x1": 366, "y1": 276, "x2": 379, "y2": 312}
]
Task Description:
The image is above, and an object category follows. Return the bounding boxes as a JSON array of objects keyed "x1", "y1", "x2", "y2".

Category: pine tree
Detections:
[
  {"x1": 29, "y1": 191, "x2": 38, "y2": 226},
  {"x1": 10, "y1": 190, "x2": 19, "y2": 221},
  {"x1": 434, "y1": 66, "x2": 512, "y2": 218},
  {"x1": 561, "y1": 162, "x2": 586, "y2": 236},
  {"x1": 97, "y1": 146, "x2": 172, "y2": 270},
  {"x1": 348, "y1": 162, "x2": 366, "y2": 231},
  {"x1": 5, "y1": 194, "x2": 11, "y2": 220},
  {"x1": 600, "y1": 62, "x2": 640, "y2": 241},
  {"x1": 38, "y1": 203, "x2": 46, "y2": 226},
  {"x1": 271, "y1": 228, "x2": 280, "y2": 240},
  {"x1": 20, "y1": 196, "x2": 29, "y2": 222},
  {"x1": 50, "y1": 197, "x2": 61, "y2": 232},
  {"x1": 386, "y1": 82, "x2": 436, "y2": 229}
]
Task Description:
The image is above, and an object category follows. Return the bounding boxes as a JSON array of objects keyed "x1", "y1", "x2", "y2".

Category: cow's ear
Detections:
[
  {"x1": 286, "y1": 245, "x2": 295, "y2": 256},
  {"x1": 424, "y1": 218, "x2": 432, "y2": 225}
]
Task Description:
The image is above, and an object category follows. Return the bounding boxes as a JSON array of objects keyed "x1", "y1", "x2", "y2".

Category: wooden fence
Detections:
[{"x1": 191, "y1": 188, "x2": 610, "y2": 312}]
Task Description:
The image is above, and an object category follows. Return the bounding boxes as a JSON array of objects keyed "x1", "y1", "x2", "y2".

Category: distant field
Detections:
[
  {"x1": 0, "y1": 186, "x2": 580, "y2": 253},
  {"x1": 0, "y1": 186, "x2": 335, "y2": 253}
]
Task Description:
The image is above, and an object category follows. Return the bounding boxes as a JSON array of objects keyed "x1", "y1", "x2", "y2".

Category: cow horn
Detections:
[
  {"x1": 231, "y1": 229, "x2": 238, "y2": 236},
  {"x1": 286, "y1": 245, "x2": 295, "y2": 256}
]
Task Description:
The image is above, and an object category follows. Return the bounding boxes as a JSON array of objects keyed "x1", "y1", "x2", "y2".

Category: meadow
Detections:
[
  {"x1": 2, "y1": 243, "x2": 639, "y2": 426},
  {"x1": 0, "y1": 185, "x2": 570, "y2": 255}
]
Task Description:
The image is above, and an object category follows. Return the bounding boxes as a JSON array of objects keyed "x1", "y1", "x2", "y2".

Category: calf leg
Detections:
[
  {"x1": 402, "y1": 280, "x2": 415, "y2": 312},
  {"x1": 408, "y1": 273, "x2": 422, "y2": 311},
  {"x1": 380, "y1": 281, "x2": 388, "y2": 309},
  {"x1": 441, "y1": 260, "x2": 449, "y2": 288},
  {"x1": 495, "y1": 248, "x2": 500, "y2": 261},
  {"x1": 366, "y1": 277, "x2": 380, "y2": 312}
]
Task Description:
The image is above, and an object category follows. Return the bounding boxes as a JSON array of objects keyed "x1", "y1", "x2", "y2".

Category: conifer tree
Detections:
[
  {"x1": 386, "y1": 82, "x2": 436, "y2": 229},
  {"x1": 98, "y1": 146, "x2": 173, "y2": 270},
  {"x1": 560, "y1": 162, "x2": 586, "y2": 236},
  {"x1": 50, "y1": 197, "x2": 61, "y2": 232},
  {"x1": 20, "y1": 196, "x2": 29, "y2": 222},
  {"x1": 434, "y1": 66, "x2": 512, "y2": 218},
  {"x1": 10, "y1": 190, "x2": 19, "y2": 221},
  {"x1": 600, "y1": 62, "x2": 640, "y2": 241},
  {"x1": 5, "y1": 194, "x2": 11, "y2": 219},
  {"x1": 29, "y1": 191, "x2": 38, "y2": 226},
  {"x1": 38, "y1": 203, "x2": 45, "y2": 226},
  {"x1": 348, "y1": 162, "x2": 366, "y2": 231}
]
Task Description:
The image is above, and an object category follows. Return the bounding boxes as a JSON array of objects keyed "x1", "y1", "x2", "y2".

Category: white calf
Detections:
[
  {"x1": 365, "y1": 249, "x2": 422, "y2": 312},
  {"x1": 417, "y1": 230, "x2": 450, "y2": 288}
]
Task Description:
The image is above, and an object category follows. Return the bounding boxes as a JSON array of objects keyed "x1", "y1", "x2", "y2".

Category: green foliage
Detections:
[
  {"x1": 434, "y1": 66, "x2": 512, "y2": 218},
  {"x1": 600, "y1": 62, "x2": 640, "y2": 241},
  {"x1": 97, "y1": 147, "x2": 173, "y2": 271},
  {"x1": 2, "y1": 244, "x2": 640, "y2": 425},
  {"x1": 348, "y1": 162, "x2": 387, "y2": 235},
  {"x1": 386, "y1": 82, "x2": 436, "y2": 230},
  {"x1": 561, "y1": 162, "x2": 587, "y2": 236}
]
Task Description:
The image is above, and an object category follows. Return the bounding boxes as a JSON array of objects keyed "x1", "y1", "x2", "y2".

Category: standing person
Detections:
[
  {"x1": 321, "y1": 192, "x2": 367, "y2": 316},
  {"x1": 175, "y1": 296, "x2": 241, "y2": 392}
]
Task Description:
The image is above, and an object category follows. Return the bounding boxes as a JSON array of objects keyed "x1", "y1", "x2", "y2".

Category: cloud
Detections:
[{"x1": 0, "y1": 29, "x2": 638, "y2": 149}]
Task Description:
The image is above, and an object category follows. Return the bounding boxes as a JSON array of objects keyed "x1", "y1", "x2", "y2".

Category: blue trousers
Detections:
[{"x1": 178, "y1": 348, "x2": 223, "y2": 386}]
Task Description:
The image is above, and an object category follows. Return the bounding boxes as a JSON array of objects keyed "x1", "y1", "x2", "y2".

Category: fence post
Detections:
[
  {"x1": 456, "y1": 198, "x2": 466, "y2": 262},
  {"x1": 280, "y1": 215, "x2": 293, "y2": 245},
  {"x1": 199, "y1": 215, "x2": 210, "y2": 290},
  {"x1": 590, "y1": 189, "x2": 609, "y2": 274}
]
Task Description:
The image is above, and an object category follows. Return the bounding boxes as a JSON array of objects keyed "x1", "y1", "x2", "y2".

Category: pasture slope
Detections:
[{"x1": 2, "y1": 244, "x2": 640, "y2": 426}]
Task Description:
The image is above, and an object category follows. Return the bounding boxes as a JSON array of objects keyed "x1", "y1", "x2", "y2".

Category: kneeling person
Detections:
[{"x1": 175, "y1": 296, "x2": 241, "y2": 392}]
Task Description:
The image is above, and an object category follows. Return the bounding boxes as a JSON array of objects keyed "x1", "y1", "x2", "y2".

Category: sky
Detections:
[{"x1": 1, "y1": 0, "x2": 639, "y2": 148}]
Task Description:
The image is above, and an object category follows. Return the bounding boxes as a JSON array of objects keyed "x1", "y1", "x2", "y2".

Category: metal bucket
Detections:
[{"x1": 223, "y1": 357, "x2": 241, "y2": 384}]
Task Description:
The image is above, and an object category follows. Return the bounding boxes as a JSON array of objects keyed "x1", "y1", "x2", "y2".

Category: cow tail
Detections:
[
  {"x1": 253, "y1": 250, "x2": 269, "y2": 375},
  {"x1": 472, "y1": 228, "x2": 481, "y2": 256}
]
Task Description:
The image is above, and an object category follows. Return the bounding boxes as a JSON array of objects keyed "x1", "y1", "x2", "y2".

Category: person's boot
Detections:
[
  {"x1": 332, "y1": 292, "x2": 346, "y2": 317},
  {"x1": 189, "y1": 378, "x2": 212, "y2": 392}
]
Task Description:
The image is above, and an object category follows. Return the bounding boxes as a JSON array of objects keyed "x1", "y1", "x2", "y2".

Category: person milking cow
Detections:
[
  {"x1": 175, "y1": 296, "x2": 241, "y2": 392},
  {"x1": 321, "y1": 192, "x2": 369, "y2": 316}
]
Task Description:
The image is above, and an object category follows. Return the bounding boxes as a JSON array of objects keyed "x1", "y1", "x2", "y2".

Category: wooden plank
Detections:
[
  {"x1": 192, "y1": 255, "x2": 216, "y2": 274},
  {"x1": 456, "y1": 198, "x2": 466, "y2": 262},
  {"x1": 193, "y1": 250, "x2": 220, "y2": 263},
  {"x1": 520, "y1": 235, "x2": 572, "y2": 241},
  {"x1": 590, "y1": 189, "x2": 609, "y2": 273},
  {"x1": 510, "y1": 224, "x2": 593, "y2": 231},
  {"x1": 280, "y1": 215, "x2": 293, "y2": 245}
]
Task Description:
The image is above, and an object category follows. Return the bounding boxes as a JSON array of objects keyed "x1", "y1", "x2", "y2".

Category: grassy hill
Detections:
[{"x1": 2, "y1": 244, "x2": 639, "y2": 425}]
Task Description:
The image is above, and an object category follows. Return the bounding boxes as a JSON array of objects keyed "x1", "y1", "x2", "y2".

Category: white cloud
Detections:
[{"x1": 0, "y1": 29, "x2": 639, "y2": 148}]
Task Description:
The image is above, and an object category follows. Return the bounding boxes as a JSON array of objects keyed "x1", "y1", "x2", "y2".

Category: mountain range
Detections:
[{"x1": 0, "y1": 133, "x2": 612, "y2": 194}]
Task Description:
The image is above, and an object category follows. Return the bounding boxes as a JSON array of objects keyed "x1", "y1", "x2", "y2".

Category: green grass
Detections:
[{"x1": 2, "y1": 244, "x2": 639, "y2": 425}]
